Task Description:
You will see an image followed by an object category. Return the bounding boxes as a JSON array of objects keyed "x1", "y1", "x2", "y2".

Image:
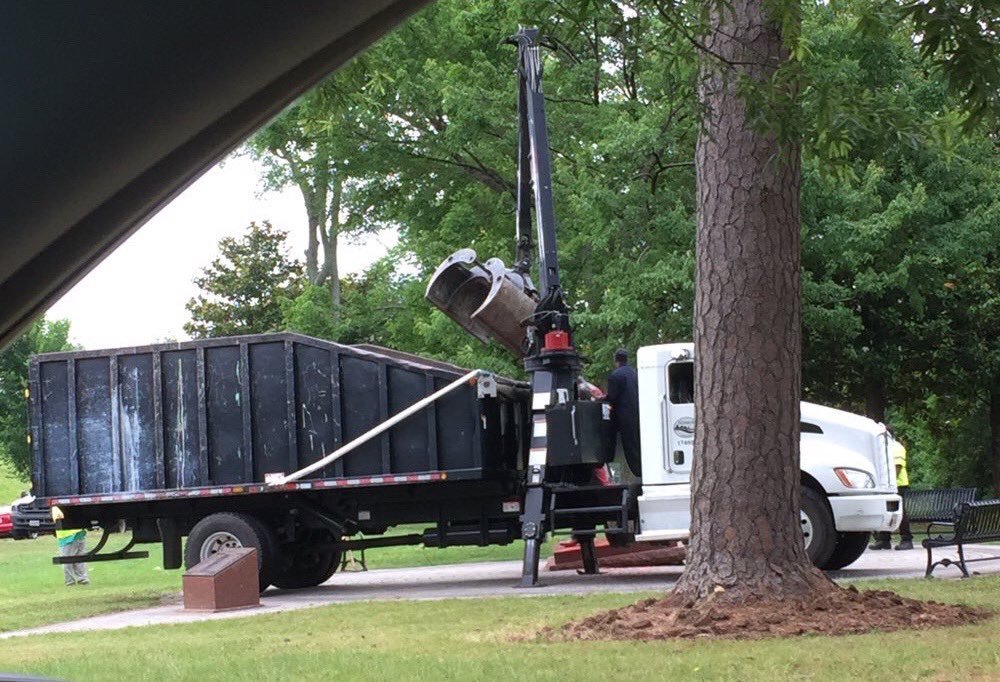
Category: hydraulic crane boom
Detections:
[
  {"x1": 509, "y1": 27, "x2": 584, "y2": 586},
  {"x1": 426, "y1": 26, "x2": 596, "y2": 585}
]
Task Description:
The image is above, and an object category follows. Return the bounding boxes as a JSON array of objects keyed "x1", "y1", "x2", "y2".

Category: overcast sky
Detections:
[{"x1": 47, "y1": 155, "x2": 396, "y2": 350}]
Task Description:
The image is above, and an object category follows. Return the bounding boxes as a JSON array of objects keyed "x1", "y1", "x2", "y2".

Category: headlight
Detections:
[{"x1": 834, "y1": 468, "x2": 876, "y2": 489}]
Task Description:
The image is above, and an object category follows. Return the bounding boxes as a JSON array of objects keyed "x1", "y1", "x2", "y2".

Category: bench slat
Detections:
[
  {"x1": 958, "y1": 500, "x2": 1000, "y2": 544},
  {"x1": 923, "y1": 498, "x2": 1000, "y2": 578},
  {"x1": 903, "y1": 487, "x2": 978, "y2": 523}
]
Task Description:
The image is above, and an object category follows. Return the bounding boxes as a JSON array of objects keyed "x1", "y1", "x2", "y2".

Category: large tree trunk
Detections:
[
  {"x1": 325, "y1": 233, "x2": 341, "y2": 324},
  {"x1": 672, "y1": 0, "x2": 832, "y2": 603},
  {"x1": 298, "y1": 146, "x2": 332, "y2": 286},
  {"x1": 301, "y1": 184, "x2": 323, "y2": 284},
  {"x1": 320, "y1": 174, "x2": 343, "y2": 322}
]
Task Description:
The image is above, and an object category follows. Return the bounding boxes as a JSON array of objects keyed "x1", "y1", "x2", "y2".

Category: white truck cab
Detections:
[{"x1": 634, "y1": 343, "x2": 902, "y2": 569}]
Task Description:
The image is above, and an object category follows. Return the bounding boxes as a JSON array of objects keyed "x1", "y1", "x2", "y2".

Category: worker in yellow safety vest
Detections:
[
  {"x1": 54, "y1": 524, "x2": 90, "y2": 586},
  {"x1": 870, "y1": 437, "x2": 913, "y2": 551}
]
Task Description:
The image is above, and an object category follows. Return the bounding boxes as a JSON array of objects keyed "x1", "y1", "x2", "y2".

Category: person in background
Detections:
[
  {"x1": 606, "y1": 348, "x2": 641, "y2": 477},
  {"x1": 55, "y1": 527, "x2": 90, "y2": 585},
  {"x1": 870, "y1": 435, "x2": 913, "y2": 550}
]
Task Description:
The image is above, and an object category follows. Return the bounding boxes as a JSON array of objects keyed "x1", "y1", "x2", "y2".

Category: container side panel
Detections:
[
  {"x1": 162, "y1": 350, "x2": 201, "y2": 488},
  {"x1": 387, "y1": 367, "x2": 429, "y2": 473},
  {"x1": 39, "y1": 361, "x2": 72, "y2": 497},
  {"x1": 117, "y1": 354, "x2": 157, "y2": 491},
  {"x1": 76, "y1": 357, "x2": 115, "y2": 494},
  {"x1": 295, "y1": 344, "x2": 336, "y2": 475},
  {"x1": 435, "y1": 379, "x2": 477, "y2": 472},
  {"x1": 205, "y1": 346, "x2": 245, "y2": 484},
  {"x1": 250, "y1": 342, "x2": 289, "y2": 481},
  {"x1": 340, "y1": 355, "x2": 382, "y2": 476}
]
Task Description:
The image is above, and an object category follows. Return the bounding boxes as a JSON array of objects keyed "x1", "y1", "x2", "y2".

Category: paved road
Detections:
[{"x1": 3, "y1": 544, "x2": 998, "y2": 639}]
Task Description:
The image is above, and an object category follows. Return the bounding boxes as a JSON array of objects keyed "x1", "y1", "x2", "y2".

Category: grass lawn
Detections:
[
  {"x1": 0, "y1": 577, "x2": 998, "y2": 681},
  {"x1": 0, "y1": 522, "x2": 552, "y2": 633},
  {"x1": 0, "y1": 536, "x2": 179, "y2": 633},
  {"x1": 0, "y1": 460, "x2": 556, "y2": 631},
  {"x1": 0, "y1": 459, "x2": 28, "y2": 503}
]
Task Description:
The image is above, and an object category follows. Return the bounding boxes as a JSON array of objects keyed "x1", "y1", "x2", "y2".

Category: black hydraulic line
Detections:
[
  {"x1": 511, "y1": 27, "x2": 561, "y2": 295},
  {"x1": 297, "y1": 502, "x2": 351, "y2": 537},
  {"x1": 514, "y1": 77, "x2": 534, "y2": 276}
]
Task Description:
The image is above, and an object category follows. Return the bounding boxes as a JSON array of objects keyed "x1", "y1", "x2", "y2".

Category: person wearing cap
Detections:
[
  {"x1": 606, "y1": 348, "x2": 641, "y2": 477},
  {"x1": 55, "y1": 527, "x2": 90, "y2": 585},
  {"x1": 870, "y1": 436, "x2": 913, "y2": 550}
]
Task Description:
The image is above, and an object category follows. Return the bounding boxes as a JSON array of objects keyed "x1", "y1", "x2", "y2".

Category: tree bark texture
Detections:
[
  {"x1": 294, "y1": 154, "x2": 343, "y2": 319},
  {"x1": 672, "y1": 0, "x2": 832, "y2": 603}
]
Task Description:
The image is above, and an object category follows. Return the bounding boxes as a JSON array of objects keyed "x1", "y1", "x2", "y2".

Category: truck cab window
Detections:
[{"x1": 669, "y1": 362, "x2": 694, "y2": 404}]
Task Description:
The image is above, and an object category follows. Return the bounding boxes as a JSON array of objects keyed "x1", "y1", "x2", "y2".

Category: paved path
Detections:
[{"x1": 3, "y1": 544, "x2": 998, "y2": 639}]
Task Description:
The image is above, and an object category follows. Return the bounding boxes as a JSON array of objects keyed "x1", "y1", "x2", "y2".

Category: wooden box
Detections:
[{"x1": 183, "y1": 548, "x2": 260, "y2": 612}]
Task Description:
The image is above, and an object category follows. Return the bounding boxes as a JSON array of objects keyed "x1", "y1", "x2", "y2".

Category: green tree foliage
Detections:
[
  {"x1": 246, "y1": 67, "x2": 385, "y2": 322},
  {"x1": 318, "y1": 0, "x2": 702, "y2": 378},
  {"x1": 242, "y1": 0, "x2": 997, "y2": 488},
  {"x1": 185, "y1": 221, "x2": 303, "y2": 338},
  {"x1": 795, "y1": 5, "x2": 1000, "y2": 489},
  {"x1": 899, "y1": 0, "x2": 999, "y2": 126},
  {"x1": 0, "y1": 318, "x2": 73, "y2": 480}
]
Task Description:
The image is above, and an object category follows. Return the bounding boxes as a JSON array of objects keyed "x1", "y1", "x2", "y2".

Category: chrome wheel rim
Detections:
[
  {"x1": 800, "y1": 510, "x2": 813, "y2": 550},
  {"x1": 199, "y1": 531, "x2": 242, "y2": 560}
]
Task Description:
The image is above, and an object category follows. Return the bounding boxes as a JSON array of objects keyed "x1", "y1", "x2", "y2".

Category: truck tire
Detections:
[
  {"x1": 800, "y1": 486, "x2": 836, "y2": 568},
  {"x1": 820, "y1": 531, "x2": 870, "y2": 570},
  {"x1": 184, "y1": 512, "x2": 277, "y2": 592},
  {"x1": 271, "y1": 544, "x2": 342, "y2": 590}
]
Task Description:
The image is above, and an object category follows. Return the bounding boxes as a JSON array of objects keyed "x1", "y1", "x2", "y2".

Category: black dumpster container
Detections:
[{"x1": 29, "y1": 333, "x2": 529, "y2": 497}]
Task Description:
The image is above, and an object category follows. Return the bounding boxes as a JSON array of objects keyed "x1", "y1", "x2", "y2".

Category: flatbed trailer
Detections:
[
  {"x1": 21, "y1": 332, "x2": 627, "y2": 589},
  {"x1": 15, "y1": 28, "x2": 899, "y2": 589}
]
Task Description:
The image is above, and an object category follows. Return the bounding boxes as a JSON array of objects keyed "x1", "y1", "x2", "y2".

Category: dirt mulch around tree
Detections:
[{"x1": 541, "y1": 585, "x2": 992, "y2": 642}]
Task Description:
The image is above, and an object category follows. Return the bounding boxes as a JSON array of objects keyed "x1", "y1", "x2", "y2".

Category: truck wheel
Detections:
[
  {"x1": 820, "y1": 532, "x2": 870, "y2": 570},
  {"x1": 271, "y1": 544, "x2": 342, "y2": 590},
  {"x1": 800, "y1": 486, "x2": 836, "y2": 568},
  {"x1": 184, "y1": 512, "x2": 277, "y2": 592}
]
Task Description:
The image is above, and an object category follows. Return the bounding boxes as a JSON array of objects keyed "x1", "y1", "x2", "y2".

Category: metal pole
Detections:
[{"x1": 270, "y1": 369, "x2": 484, "y2": 486}]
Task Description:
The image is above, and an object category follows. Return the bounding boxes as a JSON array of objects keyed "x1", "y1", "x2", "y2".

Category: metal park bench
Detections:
[
  {"x1": 923, "y1": 499, "x2": 1000, "y2": 578},
  {"x1": 903, "y1": 488, "x2": 978, "y2": 537}
]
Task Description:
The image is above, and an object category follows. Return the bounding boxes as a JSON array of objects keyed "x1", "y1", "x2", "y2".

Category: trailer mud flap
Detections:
[{"x1": 158, "y1": 518, "x2": 183, "y2": 569}]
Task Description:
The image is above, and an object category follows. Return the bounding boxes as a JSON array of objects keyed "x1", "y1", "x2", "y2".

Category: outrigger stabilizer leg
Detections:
[
  {"x1": 576, "y1": 534, "x2": 602, "y2": 575},
  {"x1": 518, "y1": 476, "x2": 546, "y2": 587}
]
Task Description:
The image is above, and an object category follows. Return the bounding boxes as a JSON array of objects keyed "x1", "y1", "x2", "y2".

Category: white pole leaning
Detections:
[{"x1": 269, "y1": 369, "x2": 484, "y2": 486}]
